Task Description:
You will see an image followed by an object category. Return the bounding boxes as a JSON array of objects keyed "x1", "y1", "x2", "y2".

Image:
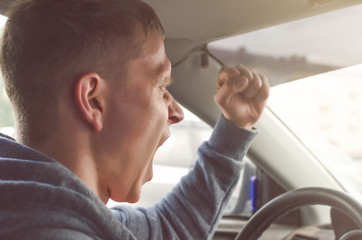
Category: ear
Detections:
[{"x1": 75, "y1": 72, "x2": 107, "y2": 132}]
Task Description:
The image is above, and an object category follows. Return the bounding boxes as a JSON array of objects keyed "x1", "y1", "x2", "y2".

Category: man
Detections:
[{"x1": 0, "y1": 0, "x2": 269, "y2": 239}]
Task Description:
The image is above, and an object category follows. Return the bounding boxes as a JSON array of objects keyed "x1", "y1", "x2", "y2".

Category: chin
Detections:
[
  {"x1": 109, "y1": 184, "x2": 142, "y2": 203},
  {"x1": 126, "y1": 196, "x2": 140, "y2": 204},
  {"x1": 123, "y1": 190, "x2": 142, "y2": 203}
]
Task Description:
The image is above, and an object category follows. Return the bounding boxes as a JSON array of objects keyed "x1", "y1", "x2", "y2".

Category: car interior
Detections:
[{"x1": 1, "y1": 0, "x2": 362, "y2": 239}]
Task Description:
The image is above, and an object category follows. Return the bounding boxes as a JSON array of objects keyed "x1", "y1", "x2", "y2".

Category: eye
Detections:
[
  {"x1": 160, "y1": 76, "x2": 173, "y2": 92},
  {"x1": 165, "y1": 77, "x2": 174, "y2": 90},
  {"x1": 168, "y1": 76, "x2": 174, "y2": 87}
]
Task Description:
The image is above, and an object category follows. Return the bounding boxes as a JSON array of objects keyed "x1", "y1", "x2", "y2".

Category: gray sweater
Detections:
[{"x1": 0, "y1": 116, "x2": 257, "y2": 240}]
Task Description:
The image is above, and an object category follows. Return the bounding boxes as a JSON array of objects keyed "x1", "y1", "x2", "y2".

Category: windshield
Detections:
[
  {"x1": 269, "y1": 65, "x2": 362, "y2": 198},
  {"x1": 209, "y1": 4, "x2": 362, "y2": 199}
]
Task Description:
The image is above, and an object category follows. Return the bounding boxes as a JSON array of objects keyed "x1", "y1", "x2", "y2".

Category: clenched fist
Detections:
[{"x1": 214, "y1": 65, "x2": 270, "y2": 130}]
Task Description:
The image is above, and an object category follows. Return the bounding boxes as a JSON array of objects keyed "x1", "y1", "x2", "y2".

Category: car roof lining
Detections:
[
  {"x1": 1, "y1": 0, "x2": 361, "y2": 65},
  {"x1": 144, "y1": 0, "x2": 362, "y2": 65}
]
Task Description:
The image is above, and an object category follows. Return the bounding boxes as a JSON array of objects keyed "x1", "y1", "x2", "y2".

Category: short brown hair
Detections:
[{"x1": 0, "y1": 0, "x2": 164, "y2": 141}]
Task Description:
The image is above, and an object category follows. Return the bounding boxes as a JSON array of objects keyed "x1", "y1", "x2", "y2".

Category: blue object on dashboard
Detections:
[{"x1": 250, "y1": 176, "x2": 258, "y2": 213}]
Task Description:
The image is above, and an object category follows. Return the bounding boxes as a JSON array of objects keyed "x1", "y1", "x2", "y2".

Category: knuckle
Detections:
[{"x1": 214, "y1": 93, "x2": 228, "y2": 107}]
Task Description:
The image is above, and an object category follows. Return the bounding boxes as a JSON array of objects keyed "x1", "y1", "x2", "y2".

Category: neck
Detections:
[{"x1": 20, "y1": 129, "x2": 109, "y2": 204}]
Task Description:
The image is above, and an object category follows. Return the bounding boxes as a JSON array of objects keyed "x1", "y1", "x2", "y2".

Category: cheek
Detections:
[{"x1": 103, "y1": 91, "x2": 169, "y2": 199}]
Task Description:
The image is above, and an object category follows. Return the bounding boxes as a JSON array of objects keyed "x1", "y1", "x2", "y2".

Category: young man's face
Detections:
[{"x1": 99, "y1": 29, "x2": 184, "y2": 203}]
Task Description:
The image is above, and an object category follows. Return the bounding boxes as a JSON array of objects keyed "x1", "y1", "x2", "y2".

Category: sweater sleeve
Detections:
[{"x1": 111, "y1": 115, "x2": 258, "y2": 240}]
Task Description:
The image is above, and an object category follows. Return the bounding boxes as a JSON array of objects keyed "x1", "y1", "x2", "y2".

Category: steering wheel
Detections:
[{"x1": 235, "y1": 187, "x2": 362, "y2": 240}]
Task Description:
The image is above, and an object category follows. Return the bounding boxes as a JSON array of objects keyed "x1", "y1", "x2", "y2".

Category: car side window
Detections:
[
  {"x1": 0, "y1": 74, "x2": 15, "y2": 137},
  {"x1": 0, "y1": 16, "x2": 15, "y2": 137}
]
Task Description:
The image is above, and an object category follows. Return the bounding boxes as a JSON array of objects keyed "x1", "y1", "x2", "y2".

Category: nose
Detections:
[{"x1": 168, "y1": 97, "x2": 184, "y2": 125}]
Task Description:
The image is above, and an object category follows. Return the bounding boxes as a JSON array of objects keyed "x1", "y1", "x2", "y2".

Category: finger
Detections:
[
  {"x1": 254, "y1": 73, "x2": 271, "y2": 103},
  {"x1": 226, "y1": 73, "x2": 249, "y2": 91},
  {"x1": 234, "y1": 64, "x2": 253, "y2": 80},
  {"x1": 214, "y1": 75, "x2": 249, "y2": 108},
  {"x1": 217, "y1": 66, "x2": 240, "y2": 89},
  {"x1": 242, "y1": 71, "x2": 263, "y2": 99}
]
